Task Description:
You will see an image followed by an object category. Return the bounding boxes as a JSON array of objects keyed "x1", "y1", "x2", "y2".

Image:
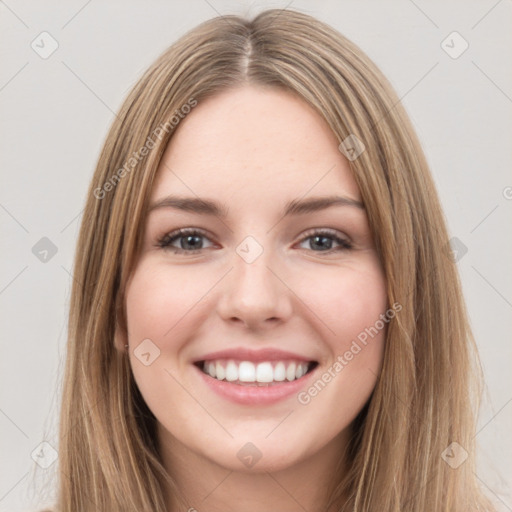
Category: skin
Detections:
[{"x1": 115, "y1": 85, "x2": 388, "y2": 512}]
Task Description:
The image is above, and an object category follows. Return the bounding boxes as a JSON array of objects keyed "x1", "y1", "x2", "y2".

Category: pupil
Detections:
[
  {"x1": 182, "y1": 235, "x2": 202, "y2": 250},
  {"x1": 311, "y1": 235, "x2": 331, "y2": 251}
]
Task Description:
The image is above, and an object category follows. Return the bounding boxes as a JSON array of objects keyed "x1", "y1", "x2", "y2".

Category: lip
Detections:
[
  {"x1": 192, "y1": 347, "x2": 317, "y2": 364},
  {"x1": 193, "y1": 361, "x2": 319, "y2": 405}
]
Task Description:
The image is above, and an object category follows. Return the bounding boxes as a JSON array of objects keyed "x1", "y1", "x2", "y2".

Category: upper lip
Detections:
[{"x1": 192, "y1": 347, "x2": 318, "y2": 364}]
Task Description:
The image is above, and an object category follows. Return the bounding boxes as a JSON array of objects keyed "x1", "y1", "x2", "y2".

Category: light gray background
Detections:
[{"x1": 1, "y1": 1, "x2": 511, "y2": 511}]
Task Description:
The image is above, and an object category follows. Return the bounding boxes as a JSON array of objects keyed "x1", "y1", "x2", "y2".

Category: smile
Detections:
[
  {"x1": 196, "y1": 359, "x2": 318, "y2": 386},
  {"x1": 193, "y1": 357, "x2": 320, "y2": 405}
]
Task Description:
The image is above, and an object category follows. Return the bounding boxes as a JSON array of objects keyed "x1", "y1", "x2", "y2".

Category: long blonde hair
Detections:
[{"x1": 52, "y1": 9, "x2": 494, "y2": 511}]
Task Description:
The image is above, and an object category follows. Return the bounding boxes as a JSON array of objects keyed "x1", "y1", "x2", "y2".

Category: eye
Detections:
[
  {"x1": 297, "y1": 228, "x2": 352, "y2": 253},
  {"x1": 156, "y1": 228, "x2": 214, "y2": 254},
  {"x1": 155, "y1": 227, "x2": 352, "y2": 255}
]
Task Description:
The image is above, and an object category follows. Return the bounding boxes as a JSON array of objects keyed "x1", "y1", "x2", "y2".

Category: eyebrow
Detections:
[{"x1": 147, "y1": 194, "x2": 365, "y2": 218}]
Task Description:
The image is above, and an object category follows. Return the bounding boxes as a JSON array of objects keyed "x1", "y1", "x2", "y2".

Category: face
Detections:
[{"x1": 117, "y1": 85, "x2": 388, "y2": 475}]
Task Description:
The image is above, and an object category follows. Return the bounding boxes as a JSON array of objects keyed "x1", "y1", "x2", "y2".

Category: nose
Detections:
[{"x1": 216, "y1": 246, "x2": 293, "y2": 330}]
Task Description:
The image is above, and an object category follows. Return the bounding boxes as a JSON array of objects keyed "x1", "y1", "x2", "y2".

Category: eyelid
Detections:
[
  {"x1": 156, "y1": 227, "x2": 215, "y2": 252},
  {"x1": 298, "y1": 227, "x2": 349, "y2": 242},
  {"x1": 295, "y1": 227, "x2": 352, "y2": 251},
  {"x1": 156, "y1": 226, "x2": 352, "y2": 254}
]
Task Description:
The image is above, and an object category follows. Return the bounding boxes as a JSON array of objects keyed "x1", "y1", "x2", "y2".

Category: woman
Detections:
[{"x1": 52, "y1": 8, "x2": 495, "y2": 511}]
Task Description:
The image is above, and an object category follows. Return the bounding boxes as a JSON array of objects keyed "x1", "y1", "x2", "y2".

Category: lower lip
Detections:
[{"x1": 193, "y1": 363, "x2": 318, "y2": 405}]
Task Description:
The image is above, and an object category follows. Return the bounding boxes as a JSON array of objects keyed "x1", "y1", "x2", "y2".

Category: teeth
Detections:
[
  {"x1": 239, "y1": 361, "x2": 256, "y2": 382},
  {"x1": 286, "y1": 362, "x2": 296, "y2": 381},
  {"x1": 274, "y1": 362, "x2": 286, "y2": 381},
  {"x1": 201, "y1": 359, "x2": 312, "y2": 384},
  {"x1": 256, "y1": 362, "x2": 273, "y2": 383},
  {"x1": 215, "y1": 361, "x2": 226, "y2": 381},
  {"x1": 226, "y1": 361, "x2": 237, "y2": 382}
]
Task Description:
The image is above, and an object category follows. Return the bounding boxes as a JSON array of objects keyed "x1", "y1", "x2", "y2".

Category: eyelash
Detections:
[{"x1": 155, "y1": 227, "x2": 353, "y2": 255}]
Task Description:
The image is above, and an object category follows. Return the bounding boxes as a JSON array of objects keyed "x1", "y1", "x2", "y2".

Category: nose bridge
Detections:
[
  {"x1": 216, "y1": 234, "x2": 292, "y2": 326},
  {"x1": 232, "y1": 234, "x2": 280, "y2": 304}
]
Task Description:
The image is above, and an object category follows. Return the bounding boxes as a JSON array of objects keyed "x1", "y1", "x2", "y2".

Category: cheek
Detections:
[
  {"x1": 124, "y1": 262, "x2": 221, "y2": 413},
  {"x1": 297, "y1": 260, "x2": 387, "y2": 394},
  {"x1": 124, "y1": 264, "x2": 208, "y2": 425},
  {"x1": 296, "y1": 259, "x2": 388, "y2": 348},
  {"x1": 125, "y1": 263, "x2": 213, "y2": 342},
  {"x1": 126, "y1": 257, "x2": 388, "y2": 370},
  {"x1": 293, "y1": 262, "x2": 388, "y2": 420}
]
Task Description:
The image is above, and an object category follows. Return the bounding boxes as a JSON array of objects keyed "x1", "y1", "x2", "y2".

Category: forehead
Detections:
[{"x1": 151, "y1": 85, "x2": 361, "y2": 205}]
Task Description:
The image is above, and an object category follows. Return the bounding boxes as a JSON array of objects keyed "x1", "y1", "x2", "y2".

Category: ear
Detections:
[
  {"x1": 114, "y1": 323, "x2": 128, "y2": 353},
  {"x1": 113, "y1": 297, "x2": 128, "y2": 353}
]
